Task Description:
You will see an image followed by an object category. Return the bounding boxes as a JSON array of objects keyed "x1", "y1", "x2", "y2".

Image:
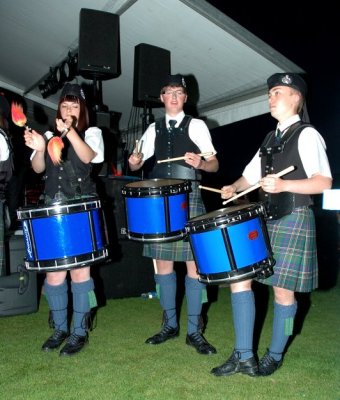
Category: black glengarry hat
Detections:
[
  {"x1": 161, "y1": 74, "x2": 187, "y2": 90},
  {"x1": 60, "y1": 83, "x2": 86, "y2": 101},
  {"x1": 267, "y1": 73, "x2": 307, "y2": 97}
]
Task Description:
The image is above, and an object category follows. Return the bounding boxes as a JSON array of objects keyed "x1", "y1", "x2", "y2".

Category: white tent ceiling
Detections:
[{"x1": 0, "y1": 0, "x2": 303, "y2": 134}]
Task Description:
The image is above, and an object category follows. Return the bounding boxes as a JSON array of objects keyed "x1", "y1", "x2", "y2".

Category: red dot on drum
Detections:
[
  {"x1": 248, "y1": 230, "x2": 259, "y2": 240},
  {"x1": 181, "y1": 201, "x2": 188, "y2": 210}
]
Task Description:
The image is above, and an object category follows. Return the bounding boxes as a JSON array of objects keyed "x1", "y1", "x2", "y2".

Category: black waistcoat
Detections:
[
  {"x1": 259, "y1": 121, "x2": 313, "y2": 219},
  {"x1": 44, "y1": 131, "x2": 96, "y2": 199},
  {"x1": 148, "y1": 116, "x2": 201, "y2": 181}
]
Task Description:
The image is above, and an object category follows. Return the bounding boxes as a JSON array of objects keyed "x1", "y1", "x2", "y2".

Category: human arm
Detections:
[
  {"x1": 24, "y1": 128, "x2": 46, "y2": 173},
  {"x1": 56, "y1": 118, "x2": 99, "y2": 164},
  {"x1": 260, "y1": 173, "x2": 332, "y2": 194},
  {"x1": 220, "y1": 176, "x2": 252, "y2": 200},
  {"x1": 260, "y1": 127, "x2": 332, "y2": 194},
  {"x1": 0, "y1": 132, "x2": 9, "y2": 161},
  {"x1": 187, "y1": 119, "x2": 219, "y2": 172},
  {"x1": 183, "y1": 153, "x2": 219, "y2": 172},
  {"x1": 128, "y1": 125, "x2": 155, "y2": 171}
]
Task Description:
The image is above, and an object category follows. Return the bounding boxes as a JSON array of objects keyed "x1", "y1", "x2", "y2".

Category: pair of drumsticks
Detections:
[
  {"x1": 199, "y1": 165, "x2": 295, "y2": 205},
  {"x1": 134, "y1": 139, "x2": 143, "y2": 156}
]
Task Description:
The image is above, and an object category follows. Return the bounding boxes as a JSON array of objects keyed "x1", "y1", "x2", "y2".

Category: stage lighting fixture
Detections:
[
  {"x1": 37, "y1": 52, "x2": 79, "y2": 99},
  {"x1": 56, "y1": 62, "x2": 68, "y2": 88},
  {"x1": 39, "y1": 68, "x2": 59, "y2": 99},
  {"x1": 66, "y1": 53, "x2": 78, "y2": 81},
  {"x1": 56, "y1": 53, "x2": 78, "y2": 87}
]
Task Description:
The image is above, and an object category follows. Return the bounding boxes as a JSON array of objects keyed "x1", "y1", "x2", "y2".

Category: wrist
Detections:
[{"x1": 60, "y1": 128, "x2": 70, "y2": 138}]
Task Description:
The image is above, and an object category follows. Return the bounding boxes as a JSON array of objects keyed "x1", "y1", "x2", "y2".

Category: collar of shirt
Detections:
[
  {"x1": 165, "y1": 111, "x2": 185, "y2": 127},
  {"x1": 277, "y1": 114, "x2": 301, "y2": 135}
]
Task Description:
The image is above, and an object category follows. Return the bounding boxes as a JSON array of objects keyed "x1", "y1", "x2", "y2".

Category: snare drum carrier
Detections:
[{"x1": 259, "y1": 121, "x2": 313, "y2": 220}]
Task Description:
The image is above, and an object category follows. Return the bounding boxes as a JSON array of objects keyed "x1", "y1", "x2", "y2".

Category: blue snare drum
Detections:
[
  {"x1": 121, "y1": 179, "x2": 191, "y2": 242},
  {"x1": 185, "y1": 203, "x2": 275, "y2": 284},
  {"x1": 17, "y1": 198, "x2": 108, "y2": 272}
]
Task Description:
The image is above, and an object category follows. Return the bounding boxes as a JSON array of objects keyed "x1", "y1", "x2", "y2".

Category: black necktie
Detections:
[
  {"x1": 275, "y1": 128, "x2": 282, "y2": 144},
  {"x1": 168, "y1": 119, "x2": 177, "y2": 132}
]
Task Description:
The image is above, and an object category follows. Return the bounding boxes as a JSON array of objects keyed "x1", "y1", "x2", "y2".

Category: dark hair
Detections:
[
  {"x1": 0, "y1": 115, "x2": 8, "y2": 131},
  {"x1": 161, "y1": 84, "x2": 188, "y2": 95},
  {"x1": 56, "y1": 95, "x2": 89, "y2": 132}
]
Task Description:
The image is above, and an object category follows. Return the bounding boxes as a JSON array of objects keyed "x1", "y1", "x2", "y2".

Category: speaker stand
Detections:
[{"x1": 141, "y1": 103, "x2": 155, "y2": 132}]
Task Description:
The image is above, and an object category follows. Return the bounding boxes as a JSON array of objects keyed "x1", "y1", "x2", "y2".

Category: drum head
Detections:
[
  {"x1": 186, "y1": 202, "x2": 264, "y2": 232},
  {"x1": 17, "y1": 197, "x2": 101, "y2": 220},
  {"x1": 122, "y1": 178, "x2": 191, "y2": 197},
  {"x1": 125, "y1": 178, "x2": 185, "y2": 189}
]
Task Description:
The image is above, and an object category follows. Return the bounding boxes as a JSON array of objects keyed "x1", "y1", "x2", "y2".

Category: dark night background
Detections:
[
  {"x1": 201, "y1": 2, "x2": 340, "y2": 289},
  {"x1": 204, "y1": 2, "x2": 340, "y2": 190}
]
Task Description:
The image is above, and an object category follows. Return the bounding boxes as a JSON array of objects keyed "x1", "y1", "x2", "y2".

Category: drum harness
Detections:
[
  {"x1": 150, "y1": 116, "x2": 202, "y2": 182},
  {"x1": 259, "y1": 121, "x2": 313, "y2": 220}
]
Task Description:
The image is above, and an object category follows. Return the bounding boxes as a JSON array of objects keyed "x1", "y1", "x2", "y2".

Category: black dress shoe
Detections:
[
  {"x1": 41, "y1": 330, "x2": 68, "y2": 352},
  {"x1": 145, "y1": 325, "x2": 179, "y2": 344},
  {"x1": 258, "y1": 350, "x2": 283, "y2": 376},
  {"x1": 186, "y1": 332, "x2": 217, "y2": 355},
  {"x1": 59, "y1": 333, "x2": 88, "y2": 356},
  {"x1": 211, "y1": 350, "x2": 258, "y2": 377}
]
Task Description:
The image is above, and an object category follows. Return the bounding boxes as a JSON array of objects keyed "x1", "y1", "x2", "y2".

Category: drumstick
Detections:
[
  {"x1": 133, "y1": 139, "x2": 139, "y2": 154},
  {"x1": 153, "y1": 259, "x2": 158, "y2": 274},
  {"x1": 198, "y1": 185, "x2": 223, "y2": 194},
  {"x1": 222, "y1": 165, "x2": 295, "y2": 205},
  {"x1": 134, "y1": 139, "x2": 143, "y2": 156},
  {"x1": 157, "y1": 152, "x2": 213, "y2": 164},
  {"x1": 138, "y1": 140, "x2": 143, "y2": 154}
]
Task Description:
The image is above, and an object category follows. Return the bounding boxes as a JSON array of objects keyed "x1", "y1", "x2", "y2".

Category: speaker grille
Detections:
[
  {"x1": 78, "y1": 9, "x2": 121, "y2": 80},
  {"x1": 133, "y1": 43, "x2": 171, "y2": 108}
]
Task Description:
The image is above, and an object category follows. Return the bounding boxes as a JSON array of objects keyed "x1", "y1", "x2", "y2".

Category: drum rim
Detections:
[
  {"x1": 17, "y1": 197, "x2": 102, "y2": 219},
  {"x1": 121, "y1": 179, "x2": 191, "y2": 196},
  {"x1": 24, "y1": 248, "x2": 108, "y2": 272},
  {"x1": 186, "y1": 202, "x2": 264, "y2": 231},
  {"x1": 198, "y1": 260, "x2": 274, "y2": 285}
]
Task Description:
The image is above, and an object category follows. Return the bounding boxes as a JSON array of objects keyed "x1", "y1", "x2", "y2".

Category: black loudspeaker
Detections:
[
  {"x1": 94, "y1": 240, "x2": 155, "y2": 300},
  {"x1": 0, "y1": 234, "x2": 38, "y2": 317},
  {"x1": 133, "y1": 43, "x2": 171, "y2": 108},
  {"x1": 99, "y1": 176, "x2": 141, "y2": 241},
  {"x1": 78, "y1": 9, "x2": 121, "y2": 80}
]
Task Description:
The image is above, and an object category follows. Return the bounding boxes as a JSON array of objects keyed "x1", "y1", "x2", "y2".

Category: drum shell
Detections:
[
  {"x1": 17, "y1": 198, "x2": 108, "y2": 272},
  {"x1": 121, "y1": 179, "x2": 191, "y2": 242},
  {"x1": 186, "y1": 203, "x2": 275, "y2": 284}
]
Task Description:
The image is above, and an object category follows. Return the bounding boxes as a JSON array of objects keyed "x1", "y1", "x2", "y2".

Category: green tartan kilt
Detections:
[
  {"x1": 143, "y1": 182, "x2": 206, "y2": 261},
  {"x1": 256, "y1": 206, "x2": 318, "y2": 292}
]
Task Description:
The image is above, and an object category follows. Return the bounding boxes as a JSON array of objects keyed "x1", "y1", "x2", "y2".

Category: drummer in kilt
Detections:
[
  {"x1": 213, "y1": 73, "x2": 332, "y2": 377},
  {"x1": 128, "y1": 74, "x2": 219, "y2": 355},
  {"x1": 24, "y1": 83, "x2": 104, "y2": 356}
]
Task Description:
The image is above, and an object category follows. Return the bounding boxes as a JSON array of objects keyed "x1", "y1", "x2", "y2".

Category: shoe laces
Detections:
[
  {"x1": 51, "y1": 329, "x2": 67, "y2": 340},
  {"x1": 189, "y1": 332, "x2": 205, "y2": 344},
  {"x1": 261, "y1": 351, "x2": 280, "y2": 367},
  {"x1": 160, "y1": 325, "x2": 177, "y2": 335},
  {"x1": 66, "y1": 333, "x2": 86, "y2": 345}
]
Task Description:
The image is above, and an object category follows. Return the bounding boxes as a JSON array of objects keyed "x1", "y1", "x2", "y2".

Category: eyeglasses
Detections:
[{"x1": 162, "y1": 90, "x2": 186, "y2": 97}]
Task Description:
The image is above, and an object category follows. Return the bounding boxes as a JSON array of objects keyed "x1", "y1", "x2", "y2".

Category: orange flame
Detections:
[
  {"x1": 47, "y1": 136, "x2": 64, "y2": 165},
  {"x1": 11, "y1": 102, "x2": 27, "y2": 127}
]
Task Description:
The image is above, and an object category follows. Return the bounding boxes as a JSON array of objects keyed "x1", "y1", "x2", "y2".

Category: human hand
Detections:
[
  {"x1": 128, "y1": 152, "x2": 143, "y2": 166},
  {"x1": 260, "y1": 175, "x2": 284, "y2": 193},
  {"x1": 220, "y1": 184, "x2": 237, "y2": 200},
  {"x1": 24, "y1": 129, "x2": 45, "y2": 152},
  {"x1": 56, "y1": 116, "x2": 76, "y2": 136},
  {"x1": 184, "y1": 152, "x2": 203, "y2": 169}
]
